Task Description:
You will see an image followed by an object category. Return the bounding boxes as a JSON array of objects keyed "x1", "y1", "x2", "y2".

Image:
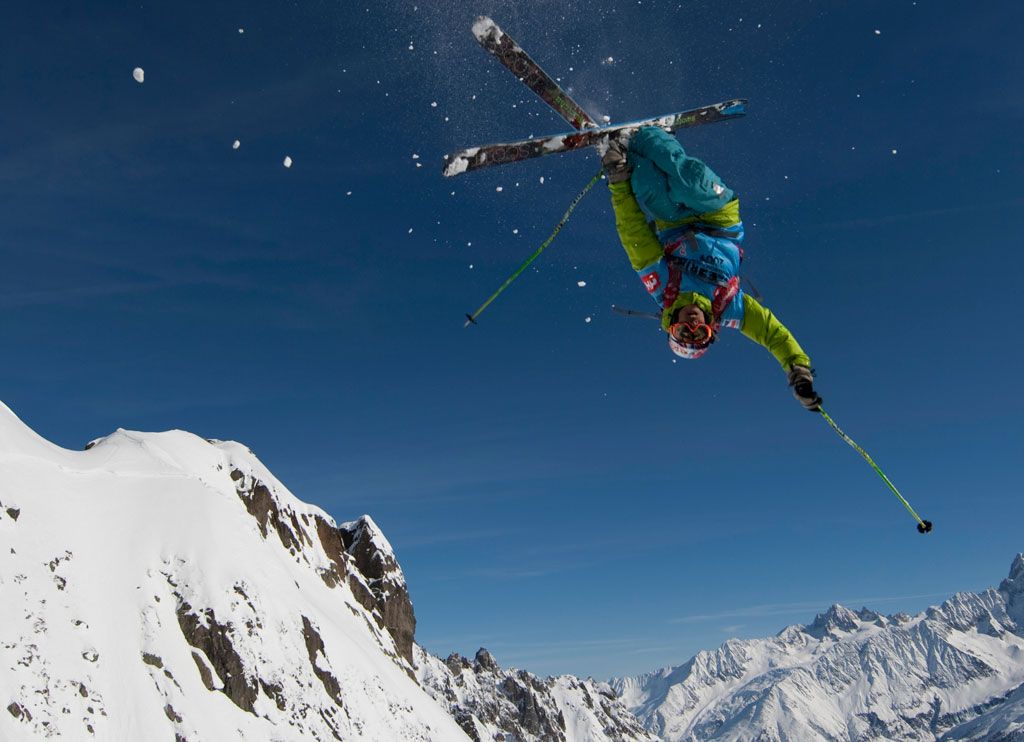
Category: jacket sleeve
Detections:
[
  {"x1": 609, "y1": 180, "x2": 663, "y2": 271},
  {"x1": 740, "y1": 294, "x2": 811, "y2": 371}
]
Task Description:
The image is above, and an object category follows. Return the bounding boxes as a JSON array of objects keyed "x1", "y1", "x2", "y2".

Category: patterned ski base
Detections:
[
  {"x1": 442, "y1": 99, "x2": 747, "y2": 177},
  {"x1": 472, "y1": 16, "x2": 597, "y2": 130}
]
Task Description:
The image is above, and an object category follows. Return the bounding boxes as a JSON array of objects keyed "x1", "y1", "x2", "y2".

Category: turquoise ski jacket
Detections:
[{"x1": 609, "y1": 126, "x2": 811, "y2": 371}]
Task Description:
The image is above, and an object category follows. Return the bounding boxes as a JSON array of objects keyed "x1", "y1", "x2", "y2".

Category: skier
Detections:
[{"x1": 602, "y1": 126, "x2": 821, "y2": 411}]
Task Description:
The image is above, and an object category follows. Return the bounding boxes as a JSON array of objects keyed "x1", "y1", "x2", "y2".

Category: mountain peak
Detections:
[
  {"x1": 1000, "y1": 553, "x2": 1024, "y2": 594},
  {"x1": 999, "y1": 553, "x2": 1024, "y2": 628},
  {"x1": 805, "y1": 603, "x2": 860, "y2": 637},
  {"x1": 0, "y1": 400, "x2": 466, "y2": 740}
]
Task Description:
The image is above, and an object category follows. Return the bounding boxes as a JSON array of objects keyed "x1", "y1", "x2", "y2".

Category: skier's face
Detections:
[
  {"x1": 670, "y1": 305, "x2": 706, "y2": 341},
  {"x1": 675, "y1": 304, "x2": 705, "y2": 326}
]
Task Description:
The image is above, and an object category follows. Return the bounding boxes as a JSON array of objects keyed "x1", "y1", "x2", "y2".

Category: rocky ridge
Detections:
[{"x1": 417, "y1": 646, "x2": 657, "y2": 742}]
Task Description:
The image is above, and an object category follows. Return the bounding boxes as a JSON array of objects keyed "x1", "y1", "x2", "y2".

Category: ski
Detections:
[
  {"x1": 472, "y1": 16, "x2": 597, "y2": 130},
  {"x1": 442, "y1": 99, "x2": 747, "y2": 177}
]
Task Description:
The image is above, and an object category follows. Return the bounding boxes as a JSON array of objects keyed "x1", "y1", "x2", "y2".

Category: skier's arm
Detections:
[
  {"x1": 740, "y1": 294, "x2": 811, "y2": 371},
  {"x1": 608, "y1": 181, "x2": 663, "y2": 271}
]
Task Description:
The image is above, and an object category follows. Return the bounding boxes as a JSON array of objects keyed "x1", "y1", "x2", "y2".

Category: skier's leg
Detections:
[{"x1": 629, "y1": 127, "x2": 734, "y2": 220}]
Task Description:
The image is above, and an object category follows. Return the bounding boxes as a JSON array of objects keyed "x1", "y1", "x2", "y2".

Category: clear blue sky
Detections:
[{"x1": 2, "y1": 0, "x2": 1021, "y2": 679}]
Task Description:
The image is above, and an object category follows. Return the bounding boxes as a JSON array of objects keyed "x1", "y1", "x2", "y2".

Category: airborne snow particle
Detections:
[
  {"x1": 283, "y1": 156, "x2": 293, "y2": 168},
  {"x1": 874, "y1": 29, "x2": 881, "y2": 35},
  {"x1": 469, "y1": 264, "x2": 474, "y2": 269},
  {"x1": 412, "y1": 153, "x2": 420, "y2": 159},
  {"x1": 238, "y1": 28, "x2": 244, "y2": 34},
  {"x1": 577, "y1": 281, "x2": 586, "y2": 287},
  {"x1": 602, "y1": 115, "x2": 611, "y2": 123},
  {"x1": 430, "y1": 101, "x2": 438, "y2": 107},
  {"x1": 512, "y1": 229, "x2": 519, "y2": 234},
  {"x1": 133, "y1": 67, "x2": 145, "y2": 83},
  {"x1": 232, "y1": 140, "x2": 240, "y2": 150},
  {"x1": 346, "y1": 191, "x2": 352, "y2": 196},
  {"x1": 495, "y1": 186, "x2": 503, "y2": 192},
  {"x1": 891, "y1": 149, "x2": 898, "y2": 154},
  {"x1": 408, "y1": 228, "x2": 413, "y2": 234},
  {"x1": 585, "y1": 316, "x2": 592, "y2": 323},
  {"x1": 539, "y1": 176, "x2": 545, "y2": 184}
]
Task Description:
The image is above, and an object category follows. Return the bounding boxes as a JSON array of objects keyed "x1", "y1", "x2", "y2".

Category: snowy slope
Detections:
[
  {"x1": 613, "y1": 557, "x2": 1024, "y2": 741},
  {"x1": 0, "y1": 400, "x2": 468, "y2": 741},
  {"x1": 417, "y1": 646, "x2": 657, "y2": 742}
]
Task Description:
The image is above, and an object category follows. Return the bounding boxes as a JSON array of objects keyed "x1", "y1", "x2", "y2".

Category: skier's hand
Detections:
[
  {"x1": 788, "y1": 365, "x2": 822, "y2": 412},
  {"x1": 602, "y1": 136, "x2": 632, "y2": 184}
]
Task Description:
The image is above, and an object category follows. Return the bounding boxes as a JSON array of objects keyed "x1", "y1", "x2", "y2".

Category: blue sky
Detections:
[{"x1": 2, "y1": 0, "x2": 1022, "y2": 679}]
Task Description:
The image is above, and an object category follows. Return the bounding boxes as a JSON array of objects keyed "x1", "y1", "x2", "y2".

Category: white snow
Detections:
[
  {"x1": 614, "y1": 581, "x2": 1024, "y2": 741},
  {"x1": 132, "y1": 67, "x2": 144, "y2": 83},
  {"x1": 283, "y1": 156, "x2": 292, "y2": 168},
  {"x1": 232, "y1": 140, "x2": 240, "y2": 150},
  {"x1": 471, "y1": 16, "x2": 501, "y2": 43},
  {"x1": 576, "y1": 281, "x2": 586, "y2": 288},
  {"x1": 0, "y1": 401, "x2": 468, "y2": 741},
  {"x1": 442, "y1": 148, "x2": 477, "y2": 178}
]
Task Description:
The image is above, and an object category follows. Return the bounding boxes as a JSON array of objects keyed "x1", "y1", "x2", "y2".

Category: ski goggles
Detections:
[{"x1": 669, "y1": 321, "x2": 714, "y2": 347}]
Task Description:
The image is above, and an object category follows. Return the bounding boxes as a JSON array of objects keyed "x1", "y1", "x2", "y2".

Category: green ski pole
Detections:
[
  {"x1": 464, "y1": 170, "x2": 603, "y2": 327},
  {"x1": 818, "y1": 406, "x2": 933, "y2": 534}
]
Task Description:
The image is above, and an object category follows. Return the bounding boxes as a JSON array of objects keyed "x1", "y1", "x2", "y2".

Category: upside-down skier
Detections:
[{"x1": 602, "y1": 126, "x2": 822, "y2": 411}]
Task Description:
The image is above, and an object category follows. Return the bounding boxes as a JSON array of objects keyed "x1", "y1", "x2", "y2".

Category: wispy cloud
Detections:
[{"x1": 669, "y1": 591, "x2": 955, "y2": 624}]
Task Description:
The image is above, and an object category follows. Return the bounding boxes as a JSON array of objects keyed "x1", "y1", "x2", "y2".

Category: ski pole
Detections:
[
  {"x1": 818, "y1": 406, "x2": 933, "y2": 534},
  {"x1": 611, "y1": 304, "x2": 662, "y2": 321},
  {"x1": 464, "y1": 170, "x2": 603, "y2": 327}
]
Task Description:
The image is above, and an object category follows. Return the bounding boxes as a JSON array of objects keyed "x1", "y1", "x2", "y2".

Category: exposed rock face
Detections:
[
  {"x1": 613, "y1": 554, "x2": 1024, "y2": 741},
  {"x1": 301, "y1": 616, "x2": 344, "y2": 707},
  {"x1": 231, "y1": 467, "x2": 416, "y2": 666},
  {"x1": 176, "y1": 601, "x2": 258, "y2": 713},
  {"x1": 417, "y1": 645, "x2": 659, "y2": 742},
  {"x1": 338, "y1": 516, "x2": 417, "y2": 665}
]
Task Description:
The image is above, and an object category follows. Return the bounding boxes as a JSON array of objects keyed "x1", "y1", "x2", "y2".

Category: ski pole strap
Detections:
[
  {"x1": 464, "y1": 170, "x2": 603, "y2": 327},
  {"x1": 818, "y1": 407, "x2": 932, "y2": 534}
]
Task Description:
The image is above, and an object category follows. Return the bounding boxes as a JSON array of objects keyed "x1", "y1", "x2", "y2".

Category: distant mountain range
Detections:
[
  {"x1": 1, "y1": 399, "x2": 1020, "y2": 740},
  {"x1": 611, "y1": 560, "x2": 1024, "y2": 741}
]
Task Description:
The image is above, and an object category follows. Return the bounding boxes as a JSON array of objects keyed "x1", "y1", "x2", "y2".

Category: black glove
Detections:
[
  {"x1": 601, "y1": 135, "x2": 632, "y2": 184},
  {"x1": 788, "y1": 365, "x2": 822, "y2": 412}
]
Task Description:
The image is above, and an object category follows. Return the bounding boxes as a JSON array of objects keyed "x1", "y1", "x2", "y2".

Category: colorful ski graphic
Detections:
[{"x1": 443, "y1": 99, "x2": 747, "y2": 177}]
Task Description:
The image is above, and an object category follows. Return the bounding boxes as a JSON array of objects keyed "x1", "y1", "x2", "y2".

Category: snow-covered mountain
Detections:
[
  {"x1": 613, "y1": 557, "x2": 1024, "y2": 741},
  {"x1": 0, "y1": 400, "x2": 646, "y2": 741},
  {"x1": 417, "y1": 646, "x2": 656, "y2": 742}
]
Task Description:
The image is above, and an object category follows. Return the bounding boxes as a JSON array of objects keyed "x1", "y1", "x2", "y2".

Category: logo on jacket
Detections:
[{"x1": 642, "y1": 272, "x2": 661, "y2": 293}]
